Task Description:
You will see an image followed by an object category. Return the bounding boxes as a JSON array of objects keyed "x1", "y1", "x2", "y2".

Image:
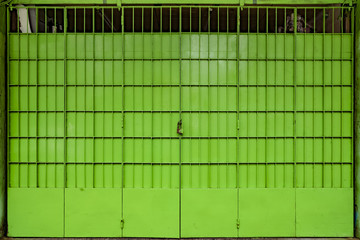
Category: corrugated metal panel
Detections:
[{"x1": 7, "y1": 5, "x2": 354, "y2": 238}]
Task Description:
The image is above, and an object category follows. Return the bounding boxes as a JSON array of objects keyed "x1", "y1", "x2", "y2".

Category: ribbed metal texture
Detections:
[{"x1": 7, "y1": 5, "x2": 354, "y2": 237}]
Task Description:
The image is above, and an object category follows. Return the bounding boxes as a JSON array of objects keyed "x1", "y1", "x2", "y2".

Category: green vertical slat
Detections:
[
  {"x1": 102, "y1": 7, "x2": 105, "y2": 188},
  {"x1": 74, "y1": 8, "x2": 78, "y2": 188},
  {"x1": 121, "y1": 6, "x2": 125, "y2": 234},
  {"x1": 111, "y1": 8, "x2": 114, "y2": 188},
  {"x1": 16, "y1": 7, "x2": 20, "y2": 187},
  {"x1": 257, "y1": 7, "x2": 260, "y2": 187},
  {"x1": 35, "y1": 8, "x2": 39, "y2": 188},
  {"x1": 330, "y1": 7, "x2": 334, "y2": 188},
  {"x1": 54, "y1": 8, "x2": 58, "y2": 187},
  {"x1": 63, "y1": 6, "x2": 68, "y2": 237},
  {"x1": 0, "y1": 5, "x2": 6, "y2": 236},
  {"x1": 292, "y1": 7, "x2": 297, "y2": 189},
  {"x1": 351, "y1": 5, "x2": 354, "y2": 188},
  {"x1": 302, "y1": 8, "x2": 306, "y2": 188},
  {"x1": 265, "y1": 7, "x2": 268, "y2": 188},
  {"x1": 340, "y1": 7, "x2": 343, "y2": 188},
  {"x1": 152, "y1": 7, "x2": 155, "y2": 188},
  {"x1": 92, "y1": 7, "x2": 96, "y2": 188},
  {"x1": 26, "y1": 7, "x2": 30, "y2": 188},
  {"x1": 226, "y1": 7, "x2": 229, "y2": 189},
  {"x1": 179, "y1": 6, "x2": 182, "y2": 238},
  {"x1": 6, "y1": 6, "x2": 10, "y2": 191},
  {"x1": 83, "y1": 8, "x2": 87, "y2": 188},
  {"x1": 322, "y1": 7, "x2": 325, "y2": 187},
  {"x1": 236, "y1": 6, "x2": 240, "y2": 235}
]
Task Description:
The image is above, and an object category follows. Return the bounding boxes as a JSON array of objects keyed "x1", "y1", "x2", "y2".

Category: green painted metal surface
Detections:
[
  {"x1": 296, "y1": 188, "x2": 353, "y2": 237},
  {"x1": 123, "y1": 189, "x2": 179, "y2": 237},
  {"x1": 6, "y1": 5, "x2": 354, "y2": 238},
  {"x1": 181, "y1": 189, "x2": 238, "y2": 237},
  {"x1": 0, "y1": 5, "x2": 6, "y2": 238},
  {"x1": 65, "y1": 189, "x2": 122, "y2": 237},
  {"x1": 239, "y1": 189, "x2": 296, "y2": 236},
  {"x1": 8, "y1": 188, "x2": 64, "y2": 237}
]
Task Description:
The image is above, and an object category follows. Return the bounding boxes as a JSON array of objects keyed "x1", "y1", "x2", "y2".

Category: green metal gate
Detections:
[{"x1": 7, "y1": 5, "x2": 354, "y2": 237}]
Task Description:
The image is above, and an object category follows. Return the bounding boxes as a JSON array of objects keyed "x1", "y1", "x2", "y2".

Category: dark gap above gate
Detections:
[{"x1": 9, "y1": 5, "x2": 352, "y2": 33}]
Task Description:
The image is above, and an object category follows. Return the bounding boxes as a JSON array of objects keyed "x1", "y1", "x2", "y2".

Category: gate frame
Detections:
[
  {"x1": 0, "y1": 3, "x2": 7, "y2": 238},
  {"x1": 354, "y1": 1, "x2": 360, "y2": 238},
  {"x1": 0, "y1": 0, "x2": 358, "y2": 237}
]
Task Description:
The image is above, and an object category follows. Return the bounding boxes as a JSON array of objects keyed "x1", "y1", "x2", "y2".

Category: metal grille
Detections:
[{"x1": 7, "y1": 4, "x2": 354, "y2": 238}]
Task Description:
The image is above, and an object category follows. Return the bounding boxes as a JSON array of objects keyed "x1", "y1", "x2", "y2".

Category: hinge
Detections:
[
  {"x1": 237, "y1": 119, "x2": 240, "y2": 130},
  {"x1": 236, "y1": 219, "x2": 240, "y2": 229},
  {"x1": 120, "y1": 219, "x2": 124, "y2": 229}
]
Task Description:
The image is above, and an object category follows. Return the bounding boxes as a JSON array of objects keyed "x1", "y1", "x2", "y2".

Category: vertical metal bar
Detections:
[
  {"x1": 310, "y1": 8, "x2": 315, "y2": 188},
  {"x1": 353, "y1": 2, "x2": 360, "y2": 234},
  {"x1": 74, "y1": 8, "x2": 78, "y2": 188},
  {"x1": 83, "y1": 7, "x2": 87, "y2": 188},
  {"x1": 201, "y1": 6, "x2": 205, "y2": 186},
  {"x1": 265, "y1": 7, "x2": 268, "y2": 188},
  {"x1": 340, "y1": 7, "x2": 343, "y2": 188},
  {"x1": 141, "y1": 7, "x2": 144, "y2": 188},
  {"x1": 246, "y1": 7, "x2": 249, "y2": 188},
  {"x1": 1, "y1": 6, "x2": 8, "y2": 235},
  {"x1": 322, "y1": 7, "x2": 326, "y2": 187},
  {"x1": 350, "y1": 3, "x2": 360, "y2": 234},
  {"x1": 256, "y1": 7, "x2": 259, "y2": 188},
  {"x1": 26, "y1": 7, "x2": 30, "y2": 188},
  {"x1": 151, "y1": 6, "x2": 155, "y2": 189},
  {"x1": 45, "y1": 7, "x2": 49, "y2": 188},
  {"x1": 17, "y1": 6, "x2": 20, "y2": 187},
  {"x1": 216, "y1": 6, "x2": 220, "y2": 189},
  {"x1": 63, "y1": 7, "x2": 68, "y2": 236},
  {"x1": 121, "y1": 6, "x2": 125, "y2": 234},
  {"x1": 5, "y1": 6, "x2": 10, "y2": 191},
  {"x1": 278, "y1": 8, "x2": 283, "y2": 186},
  {"x1": 169, "y1": 6, "x2": 172, "y2": 190},
  {"x1": 35, "y1": 8, "x2": 39, "y2": 188},
  {"x1": 225, "y1": 7, "x2": 229, "y2": 189},
  {"x1": 236, "y1": 6, "x2": 240, "y2": 234},
  {"x1": 197, "y1": 7, "x2": 200, "y2": 189},
  {"x1": 102, "y1": 7, "x2": 105, "y2": 188},
  {"x1": 350, "y1": 5, "x2": 354, "y2": 190},
  {"x1": 179, "y1": 6, "x2": 182, "y2": 238},
  {"x1": 54, "y1": 8, "x2": 58, "y2": 187},
  {"x1": 111, "y1": 7, "x2": 114, "y2": 188},
  {"x1": 292, "y1": 7, "x2": 298, "y2": 189},
  {"x1": 206, "y1": 5, "x2": 210, "y2": 192},
  {"x1": 331, "y1": 7, "x2": 334, "y2": 188},
  {"x1": 188, "y1": 7, "x2": 194, "y2": 189},
  {"x1": 302, "y1": 8, "x2": 306, "y2": 188},
  {"x1": 92, "y1": 7, "x2": 96, "y2": 189}
]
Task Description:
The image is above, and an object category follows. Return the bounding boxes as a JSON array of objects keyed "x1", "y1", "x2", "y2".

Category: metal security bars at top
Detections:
[{"x1": 9, "y1": 5, "x2": 353, "y2": 34}]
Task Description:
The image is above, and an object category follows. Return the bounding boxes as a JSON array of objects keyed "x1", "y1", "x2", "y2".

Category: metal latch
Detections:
[
  {"x1": 177, "y1": 120, "x2": 183, "y2": 135},
  {"x1": 120, "y1": 219, "x2": 124, "y2": 229}
]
